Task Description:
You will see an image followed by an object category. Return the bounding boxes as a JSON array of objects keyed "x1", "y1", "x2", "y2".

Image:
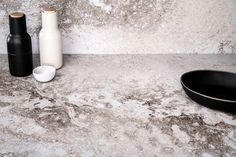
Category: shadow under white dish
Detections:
[{"x1": 33, "y1": 65, "x2": 56, "y2": 82}]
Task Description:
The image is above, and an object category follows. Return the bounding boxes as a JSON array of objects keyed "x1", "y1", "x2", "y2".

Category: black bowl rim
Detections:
[{"x1": 181, "y1": 70, "x2": 236, "y2": 103}]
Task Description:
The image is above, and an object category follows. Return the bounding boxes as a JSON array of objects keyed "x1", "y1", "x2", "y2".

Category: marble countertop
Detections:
[{"x1": 0, "y1": 54, "x2": 236, "y2": 157}]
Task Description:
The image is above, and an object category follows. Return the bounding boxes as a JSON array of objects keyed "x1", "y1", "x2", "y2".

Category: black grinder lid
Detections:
[{"x1": 9, "y1": 12, "x2": 27, "y2": 35}]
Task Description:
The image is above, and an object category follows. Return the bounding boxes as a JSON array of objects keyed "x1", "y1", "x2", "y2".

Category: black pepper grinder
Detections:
[{"x1": 7, "y1": 12, "x2": 33, "y2": 77}]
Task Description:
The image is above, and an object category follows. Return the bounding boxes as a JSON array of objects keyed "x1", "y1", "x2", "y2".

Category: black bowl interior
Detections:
[{"x1": 181, "y1": 70, "x2": 236, "y2": 101}]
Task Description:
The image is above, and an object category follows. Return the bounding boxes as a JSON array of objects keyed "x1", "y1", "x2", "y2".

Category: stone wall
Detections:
[{"x1": 0, "y1": 0, "x2": 236, "y2": 54}]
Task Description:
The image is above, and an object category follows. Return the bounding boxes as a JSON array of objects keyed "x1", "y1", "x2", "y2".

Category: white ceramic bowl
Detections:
[{"x1": 33, "y1": 65, "x2": 56, "y2": 82}]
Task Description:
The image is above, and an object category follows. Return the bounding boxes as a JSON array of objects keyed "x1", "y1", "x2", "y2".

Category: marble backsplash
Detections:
[{"x1": 0, "y1": 0, "x2": 236, "y2": 54}]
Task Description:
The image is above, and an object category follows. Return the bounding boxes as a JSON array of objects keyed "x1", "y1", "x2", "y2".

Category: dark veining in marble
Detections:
[
  {"x1": 0, "y1": 0, "x2": 175, "y2": 34},
  {"x1": 0, "y1": 55, "x2": 236, "y2": 156}
]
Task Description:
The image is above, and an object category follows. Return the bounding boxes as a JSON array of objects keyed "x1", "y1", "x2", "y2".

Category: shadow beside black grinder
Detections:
[{"x1": 7, "y1": 12, "x2": 33, "y2": 77}]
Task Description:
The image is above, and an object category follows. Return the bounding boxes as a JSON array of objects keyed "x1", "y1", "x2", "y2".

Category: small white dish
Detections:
[{"x1": 33, "y1": 65, "x2": 56, "y2": 83}]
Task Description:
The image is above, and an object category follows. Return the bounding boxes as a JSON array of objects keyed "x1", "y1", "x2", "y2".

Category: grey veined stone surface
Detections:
[
  {"x1": 0, "y1": 54, "x2": 236, "y2": 156},
  {"x1": 0, "y1": 0, "x2": 236, "y2": 54}
]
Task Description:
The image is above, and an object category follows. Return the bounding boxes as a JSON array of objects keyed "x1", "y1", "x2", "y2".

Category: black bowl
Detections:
[{"x1": 181, "y1": 70, "x2": 236, "y2": 113}]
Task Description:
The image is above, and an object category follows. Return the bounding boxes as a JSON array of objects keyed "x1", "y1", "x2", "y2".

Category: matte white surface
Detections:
[
  {"x1": 33, "y1": 65, "x2": 56, "y2": 82},
  {"x1": 39, "y1": 10, "x2": 63, "y2": 69}
]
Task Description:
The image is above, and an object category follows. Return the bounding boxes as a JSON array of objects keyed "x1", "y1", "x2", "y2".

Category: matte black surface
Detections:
[
  {"x1": 181, "y1": 70, "x2": 236, "y2": 113},
  {"x1": 9, "y1": 13, "x2": 27, "y2": 35},
  {"x1": 7, "y1": 12, "x2": 33, "y2": 77}
]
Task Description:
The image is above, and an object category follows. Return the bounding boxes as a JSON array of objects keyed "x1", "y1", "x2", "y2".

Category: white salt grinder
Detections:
[{"x1": 39, "y1": 7, "x2": 63, "y2": 69}]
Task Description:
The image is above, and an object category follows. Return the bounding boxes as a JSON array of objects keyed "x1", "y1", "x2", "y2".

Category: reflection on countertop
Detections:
[{"x1": 0, "y1": 54, "x2": 236, "y2": 157}]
